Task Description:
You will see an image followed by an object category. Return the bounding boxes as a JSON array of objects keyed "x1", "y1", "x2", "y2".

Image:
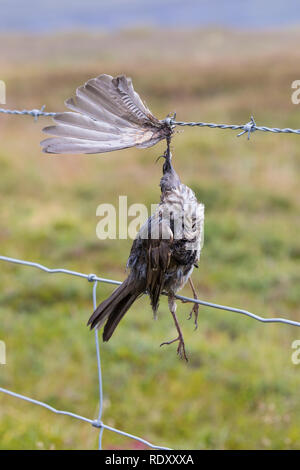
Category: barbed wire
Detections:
[
  {"x1": 1, "y1": 254, "x2": 300, "y2": 449},
  {"x1": 0, "y1": 106, "x2": 57, "y2": 121},
  {"x1": 1, "y1": 107, "x2": 300, "y2": 139},
  {"x1": 169, "y1": 116, "x2": 300, "y2": 139}
]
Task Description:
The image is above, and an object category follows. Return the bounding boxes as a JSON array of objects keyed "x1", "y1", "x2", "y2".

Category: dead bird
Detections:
[
  {"x1": 41, "y1": 73, "x2": 204, "y2": 360},
  {"x1": 88, "y1": 142, "x2": 204, "y2": 361}
]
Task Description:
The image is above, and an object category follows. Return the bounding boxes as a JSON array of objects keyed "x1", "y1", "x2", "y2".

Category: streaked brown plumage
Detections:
[{"x1": 88, "y1": 144, "x2": 204, "y2": 360}]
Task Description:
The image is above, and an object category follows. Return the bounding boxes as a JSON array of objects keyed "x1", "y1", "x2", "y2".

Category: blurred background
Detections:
[{"x1": 0, "y1": 0, "x2": 300, "y2": 450}]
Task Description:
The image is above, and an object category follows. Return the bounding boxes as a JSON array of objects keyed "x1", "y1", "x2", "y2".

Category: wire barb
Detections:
[{"x1": 237, "y1": 115, "x2": 257, "y2": 140}]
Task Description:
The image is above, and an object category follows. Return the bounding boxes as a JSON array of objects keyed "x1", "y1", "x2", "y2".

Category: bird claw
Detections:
[
  {"x1": 177, "y1": 338, "x2": 188, "y2": 362},
  {"x1": 187, "y1": 302, "x2": 199, "y2": 330},
  {"x1": 160, "y1": 335, "x2": 188, "y2": 362},
  {"x1": 160, "y1": 337, "x2": 178, "y2": 347}
]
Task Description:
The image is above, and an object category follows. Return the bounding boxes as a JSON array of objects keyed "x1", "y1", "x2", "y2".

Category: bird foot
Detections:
[
  {"x1": 188, "y1": 302, "x2": 199, "y2": 330},
  {"x1": 160, "y1": 334, "x2": 188, "y2": 362},
  {"x1": 180, "y1": 298, "x2": 199, "y2": 330}
]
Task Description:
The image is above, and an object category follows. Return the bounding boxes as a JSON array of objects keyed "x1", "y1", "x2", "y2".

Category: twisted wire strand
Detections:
[
  {"x1": 1, "y1": 107, "x2": 300, "y2": 139},
  {"x1": 0, "y1": 107, "x2": 57, "y2": 121},
  {"x1": 170, "y1": 119, "x2": 300, "y2": 139}
]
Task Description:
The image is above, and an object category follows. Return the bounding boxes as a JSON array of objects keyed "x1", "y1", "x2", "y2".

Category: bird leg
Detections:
[{"x1": 160, "y1": 296, "x2": 188, "y2": 361}]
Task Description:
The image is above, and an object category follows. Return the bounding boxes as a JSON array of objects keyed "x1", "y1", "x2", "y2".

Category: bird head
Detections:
[{"x1": 159, "y1": 147, "x2": 181, "y2": 192}]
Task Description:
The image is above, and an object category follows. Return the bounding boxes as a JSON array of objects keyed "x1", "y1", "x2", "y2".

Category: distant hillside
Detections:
[{"x1": 1, "y1": 0, "x2": 300, "y2": 32}]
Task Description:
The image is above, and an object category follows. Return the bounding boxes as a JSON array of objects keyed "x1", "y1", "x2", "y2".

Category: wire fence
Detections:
[
  {"x1": 1, "y1": 107, "x2": 300, "y2": 139},
  {"x1": 1, "y1": 104, "x2": 300, "y2": 449},
  {"x1": 0, "y1": 255, "x2": 172, "y2": 450},
  {"x1": 1, "y1": 254, "x2": 300, "y2": 449}
]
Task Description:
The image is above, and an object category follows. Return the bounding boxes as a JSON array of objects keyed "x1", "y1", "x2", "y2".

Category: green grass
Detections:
[{"x1": 0, "y1": 28, "x2": 300, "y2": 449}]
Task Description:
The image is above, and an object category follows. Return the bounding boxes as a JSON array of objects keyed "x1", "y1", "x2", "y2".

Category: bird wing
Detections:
[
  {"x1": 134, "y1": 213, "x2": 173, "y2": 313},
  {"x1": 41, "y1": 74, "x2": 169, "y2": 154}
]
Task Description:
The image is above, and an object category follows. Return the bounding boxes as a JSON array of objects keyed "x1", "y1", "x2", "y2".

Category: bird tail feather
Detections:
[{"x1": 87, "y1": 277, "x2": 144, "y2": 341}]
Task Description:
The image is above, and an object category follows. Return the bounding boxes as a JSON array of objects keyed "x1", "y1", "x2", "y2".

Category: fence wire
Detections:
[
  {"x1": 0, "y1": 106, "x2": 56, "y2": 121},
  {"x1": 1, "y1": 107, "x2": 300, "y2": 139},
  {"x1": 1, "y1": 254, "x2": 300, "y2": 450},
  {"x1": 0, "y1": 255, "x2": 172, "y2": 450}
]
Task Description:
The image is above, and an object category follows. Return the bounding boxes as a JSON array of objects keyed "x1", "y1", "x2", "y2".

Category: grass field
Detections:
[{"x1": 0, "y1": 28, "x2": 300, "y2": 449}]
